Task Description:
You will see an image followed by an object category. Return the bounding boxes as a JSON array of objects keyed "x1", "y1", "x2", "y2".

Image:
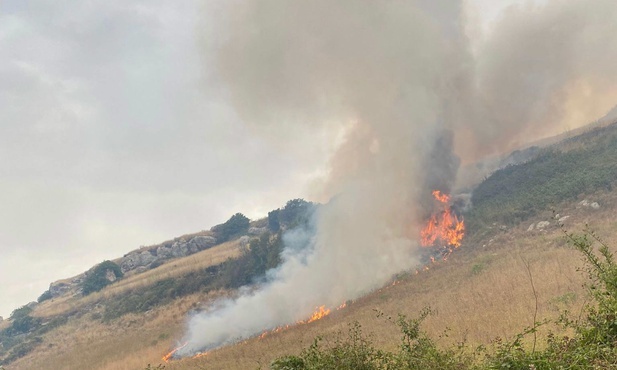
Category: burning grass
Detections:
[{"x1": 9, "y1": 190, "x2": 617, "y2": 370}]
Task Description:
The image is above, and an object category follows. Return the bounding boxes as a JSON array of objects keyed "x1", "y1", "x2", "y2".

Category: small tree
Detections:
[
  {"x1": 82, "y1": 260, "x2": 123, "y2": 295},
  {"x1": 215, "y1": 213, "x2": 250, "y2": 242}
]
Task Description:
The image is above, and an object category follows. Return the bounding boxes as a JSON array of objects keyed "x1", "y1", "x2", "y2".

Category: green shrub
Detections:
[
  {"x1": 213, "y1": 213, "x2": 250, "y2": 242},
  {"x1": 468, "y1": 124, "x2": 617, "y2": 232},
  {"x1": 272, "y1": 227, "x2": 617, "y2": 370},
  {"x1": 37, "y1": 290, "x2": 53, "y2": 303},
  {"x1": 82, "y1": 260, "x2": 123, "y2": 295}
]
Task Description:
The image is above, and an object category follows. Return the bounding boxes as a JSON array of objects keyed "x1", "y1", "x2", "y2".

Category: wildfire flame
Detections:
[
  {"x1": 420, "y1": 190, "x2": 465, "y2": 259},
  {"x1": 305, "y1": 305, "x2": 331, "y2": 324},
  {"x1": 162, "y1": 342, "x2": 188, "y2": 362},
  {"x1": 164, "y1": 303, "x2": 347, "y2": 361}
]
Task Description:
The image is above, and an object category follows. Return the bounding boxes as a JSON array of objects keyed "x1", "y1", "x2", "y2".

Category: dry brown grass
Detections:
[
  {"x1": 11, "y1": 190, "x2": 617, "y2": 370},
  {"x1": 33, "y1": 240, "x2": 241, "y2": 318}
]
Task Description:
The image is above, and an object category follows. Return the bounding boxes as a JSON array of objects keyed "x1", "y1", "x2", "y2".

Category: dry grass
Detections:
[
  {"x1": 33, "y1": 240, "x2": 241, "y2": 318},
  {"x1": 11, "y1": 190, "x2": 617, "y2": 370}
]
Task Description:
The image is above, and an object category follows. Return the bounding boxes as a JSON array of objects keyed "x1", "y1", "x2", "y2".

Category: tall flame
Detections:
[{"x1": 420, "y1": 190, "x2": 465, "y2": 250}]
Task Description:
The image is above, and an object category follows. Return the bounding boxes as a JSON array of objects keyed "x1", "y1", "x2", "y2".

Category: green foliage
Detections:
[
  {"x1": 82, "y1": 260, "x2": 123, "y2": 296},
  {"x1": 37, "y1": 290, "x2": 53, "y2": 303},
  {"x1": 268, "y1": 209, "x2": 281, "y2": 231},
  {"x1": 9, "y1": 306, "x2": 32, "y2": 320},
  {"x1": 280, "y1": 199, "x2": 314, "y2": 228},
  {"x1": 271, "y1": 322, "x2": 395, "y2": 370},
  {"x1": 271, "y1": 311, "x2": 473, "y2": 370},
  {"x1": 0, "y1": 337, "x2": 42, "y2": 366},
  {"x1": 468, "y1": 125, "x2": 617, "y2": 231},
  {"x1": 272, "y1": 228, "x2": 617, "y2": 370},
  {"x1": 102, "y1": 232, "x2": 284, "y2": 321},
  {"x1": 213, "y1": 213, "x2": 251, "y2": 242},
  {"x1": 268, "y1": 199, "x2": 315, "y2": 233}
]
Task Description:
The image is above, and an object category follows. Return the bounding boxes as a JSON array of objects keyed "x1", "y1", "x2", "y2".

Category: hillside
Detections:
[{"x1": 2, "y1": 122, "x2": 617, "y2": 370}]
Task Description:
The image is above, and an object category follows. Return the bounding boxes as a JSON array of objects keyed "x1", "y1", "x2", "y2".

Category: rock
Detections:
[
  {"x1": 187, "y1": 236, "x2": 217, "y2": 253},
  {"x1": 558, "y1": 215, "x2": 570, "y2": 223},
  {"x1": 248, "y1": 227, "x2": 268, "y2": 236},
  {"x1": 527, "y1": 224, "x2": 535, "y2": 232},
  {"x1": 26, "y1": 301, "x2": 38, "y2": 310},
  {"x1": 554, "y1": 214, "x2": 560, "y2": 219},
  {"x1": 578, "y1": 199, "x2": 600, "y2": 210},
  {"x1": 119, "y1": 250, "x2": 158, "y2": 273},
  {"x1": 49, "y1": 281, "x2": 72, "y2": 297},
  {"x1": 105, "y1": 269, "x2": 117, "y2": 283},
  {"x1": 239, "y1": 235, "x2": 250, "y2": 248},
  {"x1": 499, "y1": 225, "x2": 507, "y2": 231},
  {"x1": 536, "y1": 221, "x2": 550, "y2": 230}
]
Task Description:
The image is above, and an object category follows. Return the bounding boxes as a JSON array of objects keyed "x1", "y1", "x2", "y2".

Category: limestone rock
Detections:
[
  {"x1": 187, "y1": 235, "x2": 217, "y2": 253},
  {"x1": 248, "y1": 227, "x2": 268, "y2": 236},
  {"x1": 105, "y1": 269, "x2": 117, "y2": 283},
  {"x1": 536, "y1": 221, "x2": 550, "y2": 230},
  {"x1": 527, "y1": 224, "x2": 535, "y2": 232},
  {"x1": 120, "y1": 250, "x2": 157, "y2": 273},
  {"x1": 49, "y1": 281, "x2": 72, "y2": 297},
  {"x1": 558, "y1": 215, "x2": 570, "y2": 223},
  {"x1": 591, "y1": 202, "x2": 600, "y2": 210}
]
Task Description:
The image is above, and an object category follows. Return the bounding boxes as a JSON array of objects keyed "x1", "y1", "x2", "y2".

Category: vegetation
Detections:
[
  {"x1": 468, "y1": 124, "x2": 617, "y2": 230},
  {"x1": 101, "y1": 232, "x2": 284, "y2": 321},
  {"x1": 271, "y1": 228, "x2": 617, "y2": 369},
  {"x1": 213, "y1": 213, "x2": 251, "y2": 242},
  {"x1": 267, "y1": 199, "x2": 315, "y2": 232},
  {"x1": 36, "y1": 290, "x2": 52, "y2": 303},
  {"x1": 0, "y1": 305, "x2": 68, "y2": 365},
  {"x1": 82, "y1": 260, "x2": 124, "y2": 296}
]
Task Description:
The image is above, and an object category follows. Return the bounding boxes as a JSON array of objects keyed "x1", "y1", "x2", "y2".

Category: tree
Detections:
[
  {"x1": 82, "y1": 260, "x2": 123, "y2": 295},
  {"x1": 215, "y1": 213, "x2": 250, "y2": 242}
]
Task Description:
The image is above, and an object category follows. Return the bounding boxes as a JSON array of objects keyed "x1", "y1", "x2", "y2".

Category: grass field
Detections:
[{"x1": 8, "y1": 187, "x2": 616, "y2": 370}]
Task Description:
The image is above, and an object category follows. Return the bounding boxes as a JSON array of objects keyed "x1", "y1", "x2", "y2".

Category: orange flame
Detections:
[
  {"x1": 306, "y1": 305, "x2": 331, "y2": 323},
  {"x1": 164, "y1": 303, "x2": 348, "y2": 361},
  {"x1": 420, "y1": 190, "x2": 465, "y2": 249},
  {"x1": 431, "y1": 190, "x2": 450, "y2": 203},
  {"x1": 162, "y1": 342, "x2": 188, "y2": 362}
]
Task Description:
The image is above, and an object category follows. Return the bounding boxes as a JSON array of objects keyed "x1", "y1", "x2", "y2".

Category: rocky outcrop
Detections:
[
  {"x1": 578, "y1": 199, "x2": 601, "y2": 209},
  {"x1": 119, "y1": 250, "x2": 157, "y2": 274},
  {"x1": 155, "y1": 236, "x2": 217, "y2": 260},
  {"x1": 119, "y1": 235, "x2": 217, "y2": 274},
  {"x1": 49, "y1": 281, "x2": 73, "y2": 297}
]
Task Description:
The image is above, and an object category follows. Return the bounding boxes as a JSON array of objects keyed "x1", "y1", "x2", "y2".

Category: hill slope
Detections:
[{"x1": 2, "y1": 122, "x2": 617, "y2": 370}]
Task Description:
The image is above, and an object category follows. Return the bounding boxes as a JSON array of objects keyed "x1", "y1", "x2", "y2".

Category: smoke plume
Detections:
[{"x1": 178, "y1": 0, "x2": 617, "y2": 355}]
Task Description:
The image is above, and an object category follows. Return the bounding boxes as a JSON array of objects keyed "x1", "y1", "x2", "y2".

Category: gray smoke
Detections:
[{"x1": 177, "y1": 0, "x2": 617, "y2": 355}]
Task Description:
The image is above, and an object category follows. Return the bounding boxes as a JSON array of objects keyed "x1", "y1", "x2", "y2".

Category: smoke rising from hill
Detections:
[{"x1": 178, "y1": 0, "x2": 617, "y2": 355}]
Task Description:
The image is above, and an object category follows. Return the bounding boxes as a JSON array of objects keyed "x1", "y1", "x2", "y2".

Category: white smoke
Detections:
[{"x1": 178, "y1": 0, "x2": 617, "y2": 355}]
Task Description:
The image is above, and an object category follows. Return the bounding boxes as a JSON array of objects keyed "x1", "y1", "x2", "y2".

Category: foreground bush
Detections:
[{"x1": 271, "y1": 228, "x2": 617, "y2": 369}]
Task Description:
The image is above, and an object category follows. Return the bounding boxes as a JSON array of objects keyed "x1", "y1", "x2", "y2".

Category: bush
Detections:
[
  {"x1": 37, "y1": 290, "x2": 53, "y2": 303},
  {"x1": 272, "y1": 228, "x2": 617, "y2": 370},
  {"x1": 468, "y1": 124, "x2": 617, "y2": 232},
  {"x1": 82, "y1": 260, "x2": 123, "y2": 295},
  {"x1": 213, "y1": 213, "x2": 250, "y2": 242}
]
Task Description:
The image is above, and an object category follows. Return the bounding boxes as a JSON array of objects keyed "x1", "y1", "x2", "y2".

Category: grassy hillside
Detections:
[
  {"x1": 2, "y1": 123, "x2": 617, "y2": 369},
  {"x1": 468, "y1": 122, "x2": 617, "y2": 231}
]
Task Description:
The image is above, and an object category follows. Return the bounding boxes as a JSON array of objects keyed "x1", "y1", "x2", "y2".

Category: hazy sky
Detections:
[{"x1": 0, "y1": 0, "x2": 533, "y2": 318}]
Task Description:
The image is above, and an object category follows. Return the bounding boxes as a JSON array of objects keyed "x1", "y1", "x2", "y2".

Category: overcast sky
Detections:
[{"x1": 0, "y1": 0, "x2": 527, "y2": 318}]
